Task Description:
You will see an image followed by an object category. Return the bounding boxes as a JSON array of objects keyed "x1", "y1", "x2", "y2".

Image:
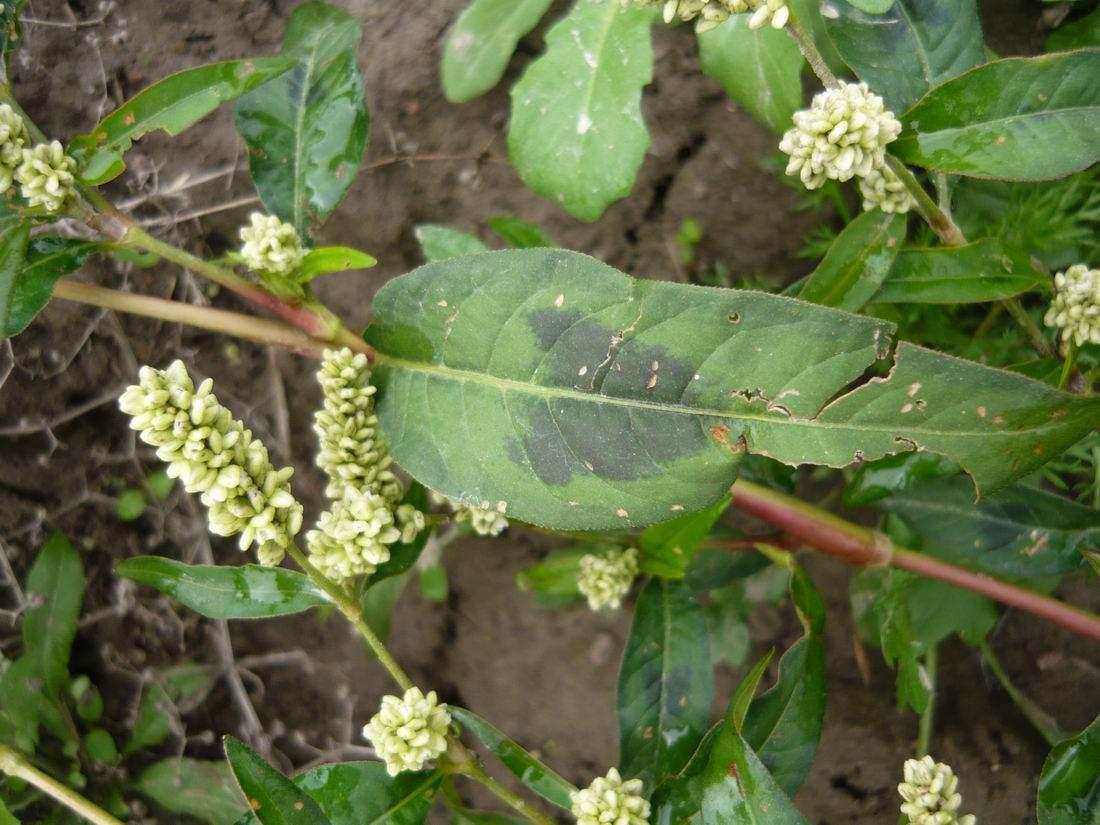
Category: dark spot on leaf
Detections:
[{"x1": 527, "y1": 307, "x2": 583, "y2": 350}]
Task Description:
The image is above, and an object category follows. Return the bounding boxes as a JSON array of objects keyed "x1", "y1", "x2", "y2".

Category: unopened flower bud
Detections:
[
  {"x1": 1044, "y1": 264, "x2": 1100, "y2": 347},
  {"x1": 239, "y1": 212, "x2": 305, "y2": 277},
  {"x1": 16, "y1": 141, "x2": 77, "y2": 212},
  {"x1": 363, "y1": 687, "x2": 450, "y2": 776},
  {"x1": 858, "y1": 166, "x2": 915, "y2": 214},
  {"x1": 571, "y1": 768, "x2": 650, "y2": 825},
  {"x1": 898, "y1": 756, "x2": 976, "y2": 825}
]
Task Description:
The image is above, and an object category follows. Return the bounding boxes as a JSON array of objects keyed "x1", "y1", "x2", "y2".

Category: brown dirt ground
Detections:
[{"x1": 2, "y1": 0, "x2": 1099, "y2": 823}]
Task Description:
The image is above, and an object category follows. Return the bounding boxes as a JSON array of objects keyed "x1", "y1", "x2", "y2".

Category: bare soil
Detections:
[{"x1": 2, "y1": 1, "x2": 1098, "y2": 823}]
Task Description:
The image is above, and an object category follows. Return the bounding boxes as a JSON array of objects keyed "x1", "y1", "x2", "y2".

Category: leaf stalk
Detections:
[{"x1": 0, "y1": 745, "x2": 124, "y2": 825}]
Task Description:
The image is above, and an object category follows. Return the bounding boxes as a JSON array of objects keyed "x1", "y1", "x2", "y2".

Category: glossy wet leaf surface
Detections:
[
  {"x1": 117, "y1": 556, "x2": 330, "y2": 619},
  {"x1": 136, "y1": 758, "x2": 245, "y2": 825},
  {"x1": 235, "y1": 761, "x2": 440, "y2": 825},
  {"x1": 442, "y1": 0, "x2": 554, "y2": 103},
  {"x1": 894, "y1": 50, "x2": 1100, "y2": 180},
  {"x1": 618, "y1": 578, "x2": 712, "y2": 790},
  {"x1": 872, "y1": 238, "x2": 1045, "y2": 303},
  {"x1": 236, "y1": 1, "x2": 368, "y2": 238},
  {"x1": 365, "y1": 248, "x2": 1100, "y2": 531},
  {"x1": 508, "y1": 0, "x2": 655, "y2": 222},
  {"x1": 879, "y1": 476, "x2": 1098, "y2": 577},
  {"x1": 799, "y1": 209, "x2": 905, "y2": 311},
  {"x1": 824, "y1": 0, "x2": 984, "y2": 111},
  {"x1": 70, "y1": 58, "x2": 294, "y2": 185},
  {"x1": 450, "y1": 707, "x2": 577, "y2": 810},
  {"x1": 0, "y1": 218, "x2": 30, "y2": 341},
  {"x1": 225, "y1": 737, "x2": 332, "y2": 825},
  {"x1": 1038, "y1": 712, "x2": 1100, "y2": 825},
  {"x1": 698, "y1": 14, "x2": 804, "y2": 135},
  {"x1": 2, "y1": 237, "x2": 97, "y2": 339}
]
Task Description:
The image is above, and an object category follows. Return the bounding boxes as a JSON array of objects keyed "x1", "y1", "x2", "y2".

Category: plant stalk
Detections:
[
  {"x1": 53, "y1": 280, "x2": 326, "y2": 356},
  {"x1": 0, "y1": 745, "x2": 124, "y2": 825},
  {"x1": 785, "y1": 14, "x2": 839, "y2": 89},
  {"x1": 979, "y1": 642, "x2": 1065, "y2": 746},
  {"x1": 463, "y1": 759, "x2": 560, "y2": 825},
  {"x1": 730, "y1": 479, "x2": 1100, "y2": 643},
  {"x1": 915, "y1": 645, "x2": 937, "y2": 758}
]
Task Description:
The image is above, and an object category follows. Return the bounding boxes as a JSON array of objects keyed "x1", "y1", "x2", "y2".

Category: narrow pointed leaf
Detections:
[
  {"x1": 298, "y1": 247, "x2": 376, "y2": 282},
  {"x1": 823, "y1": 0, "x2": 985, "y2": 111},
  {"x1": 365, "y1": 248, "x2": 1100, "y2": 531},
  {"x1": 618, "y1": 578, "x2": 712, "y2": 790},
  {"x1": 894, "y1": 51, "x2": 1100, "y2": 180},
  {"x1": 450, "y1": 707, "x2": 577, "y2": 810},
  {"x1": 234, "y1": 762, "x2": 440, "y2": 825},
  {"x1": 117, "y1": 556, "x2": 330, "y2": 619},
  {"x1": 442, "y1": 0, "x2": 554, "y2": 103},
  {"x1": 236, "y1": 1, "x2": 369, "y2": 237},
  {"x1": 509, "y1": 0, "x2": 655, "y2": 222},
  {"x1": 799, "y1": 209, "x2": 906, "y2": 311},
  {"x1": 416, "y1": 224, "x2": 488, "y2": 261},
  {"x1": 225, "y1": 737, "x2": 332, "y2": 825},
  {"x1": 136, "y1": 758, "x2": 246, "y2": 825},
  {"x1": 698, "y1": 15, "x2": 804, "y2": 135},
  {"x1": 70, "y1": 58, "x2": 295, "y2": 184},
  {"x1": 1037, "y1": 712, "x2": 1100, "y2": 825},
  {"x1": 23, "y1": 532, "x2": 84, "y2": 696},
  {"x1": 872, "y1": 239, "x2": 1045, "y2": 304}
]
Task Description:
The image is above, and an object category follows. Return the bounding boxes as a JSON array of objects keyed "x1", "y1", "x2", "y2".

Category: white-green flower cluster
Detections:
[
  {"x1": 578, "y1": 547, "x2": 639, "y2": 611},
  {"x1": 0, "y1": 104, "x2": 29, "y2": 192},
  {"x1": 1044, "y1": 264, "x2": 1100, "y2": 347},
  {"x1": 308, "y1": 348, "x2": 425, "y2": 581},
  {"x1": 239, "y1": 212, "x2": 306, "y2": 277},
  {"x1": 779, "y1": 82, "x2": 901, "y2": 190},
  {"x1": 363, "y1": 687, "x2": 451, "y2": 776},
  {"x1": 15, "y1": 140, "x2": 77, "y2": 213},
  {"x1": 454, "y1": 500, "x2": 509, "y2": 537},
  {"x1": 627, "y1": 0, "x2": 788, "y2": 31},
  {"x1": 858, "y1": 166, "x2": 915, "y2": 214},
  {"x1": 571, "y1": 768, "x2": 651, "y2": 825},
  {"x1": 898, "y1": 756, "x2": 976, "y2": 825},
  {"x1": 119, "y1": 361, "x2": 303, "y2": 565}
]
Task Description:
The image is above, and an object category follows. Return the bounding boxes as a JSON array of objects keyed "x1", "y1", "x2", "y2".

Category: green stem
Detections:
[
  {"x1": 785, "y1": 14, "x2": 839, "y2": 89},
  {"x1": 979, "y1": 642, "x2": 1065, "y2": 746},
  {"x1": 462, "y1": 760, "x2": 559, "y2": 825},
  {"x1": 916, "y1": 645, "x2": 937, "y2": 757},
  {"x1": 282, "y1": 542, "x2": 413, "y2": 691},
  {"x1": 0, "y1": 745, "x2": 124, "y2": 825},
  {"x1": 1058, "y1": 341, "x2": 1076, "y2": 390}
]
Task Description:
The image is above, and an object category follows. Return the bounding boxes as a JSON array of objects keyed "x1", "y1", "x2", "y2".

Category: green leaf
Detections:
[
  {"x1": 23, "y1": 533, "x2": 84, "y2": 696},
  {"x1": 236, "y1": 1, "x2": 369, "y2": 238},
  {"x1": 638, "y1": 495, "x2": 731, "y2": 578},
  {"x1": 83, "y1": 729, "x2": 117, "y2": 765},
  {"x1": 698, "y1": 14, "x2": 804, "y2": 135},
  {"x1": 225, "y1": 737, "x2": 332, "y2": 825},
  {"x1": 843, "y1": 451, "x2": 958, "y2": 506},
  {"x1": 729, "y1": 650, "x2": 775, "y2": 734},
  {"x1": 137, "y1": 758, "x2": 247, "y2": 825},
  {"x1": 893, "y1": 50, "x2": 1100, "y2": 181},
  {"x1": 365, "y1": 248, "x2": 1100, "y2": 531},
  {"x1": 125, "y1": 663, "x2": 216, "y2": 755},
  {"x1": 823, "y1": 0, "x2": 984, "y2": 112},
  {"x1": 450, "y1": 707, "x2": 577, "y2": 810},
  {"x1": 69, "y1": 58, "x2": 294, "y2": 185},
  {"x1": 618, "y1": 578, "x2": 712, "y2": 790},
  {"x1": 298, "y1": 247, "x2": 377, "y2": 282},
  {"x1": 904, "y1": 577, "x2": 996, "y2": 646},
  {"x1": 488, "y1": 216, "x2": 555, "y2": 249},
  {"x1": 872, "y1": 238, "x2": 1045, "y2": 304},
  {"x1": 0, "y1": 796, "x2": 19, "y2": 825},
  {"x1": 454, "y1": 812, "x2": 527, "y2": 825},
  {"x1": 415, "y1": 224, "x2": 489, "y2": 261},
  {"x1": 1037, "y1": 712, "x2": 1100, "y2": 825},
  {"x1": 235, "y1": 762, "x2": 439, "y2": 825},
  {"x1": 0, "y1": 219, "x2": 30, "y2": 342},
  {"x1": 442, "y1": 0, "x2": 554, "y2": 103},
  {"x1": 508, "y1": 0, "x2": 655, "y2": 222},
  {"x1": 516, "y1": 546, "x2": 586, "y2": 606},
  {"x1": 798, "y1": 209, "x2": 906, "y2": 311},
  {"x1": 844, "y1": 0, "x2": 895, "y2": 13},
  {"x1": 0, "y1": 1, "x2": 28, "y2": 76},
  {"x1": 1, "y1": 237, "x2": 95, "y2": 340},
  {"x1": 115, "y1": 488, "x2": 147, "y2": 522},
  {"x1": 117, "y1": 556, "x2": 329, "y2": 619},
  {"x1": 1048, "y1": 7, "x2": 1100, "y2": 53},
  {"x1": 419, "y1": 565, "x2": 449, "y2": 602},
  {"x1": 879, "y1": 477, "x2": 1097, "y2": 577}
]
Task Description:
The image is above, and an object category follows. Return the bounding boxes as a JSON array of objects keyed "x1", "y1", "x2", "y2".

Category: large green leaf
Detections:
[
  {"x1": 415, "y1": 225, "x2": 489, "y2": 261},
  {"x1": 236, "y1": 1, "x2": 368, "y2": 237},
  {"x1": 879, "y1": 476, "x2": 1097, "y2": 577},
  {"x1": 117, "y1": 556, "x2": 329, "y2": 619},
  {"x1": 23, "y1": 533, "x2": 84, "y2": 696},
  {"x1": 872, "y1": 238, "x2": 1045, "y2": 304},
  {"x1": 798, "y1": 209, "x2": 906, "y2": 311},
  {"x1": 225, "y1": 737, "x2": 332, "y2": 825},
  {"x1": 638, "y1": 495, "x2": 730, "y2": 578},
  {"x1": 1038, "y1": 712, "x2": 1100, "y2": 825},
  {"x1": 70, "y1": 58, "x2": 295, "y2": 185},
  {"x1": 364, "y1": 248, "x2": 1100, "y2": 531},
  {"x1": 697, "y1": 15, "x2": 803, "y2": 135},
  {"x1": 450, "y1": 707, "x2": 576, "y2": 810},
  {"x1": 136, "y1": 758, "x2": 246, "y2": 825},
  {"x1": 618, "y1": 578, "x2": 712, "y2": 791},
  {"x1": 442, "y1": 0, "x2": 554, "y2": 103},
  {"x1": 508, "y1": 0, "x2": 655, "y2": 221},
  {"x1": 235, "y1": 762, "x2": 439, "y2": 825},
  {"x1": 0, "y1": 219, "x2": 30, "y2": 342},
  {"x1": 894, "y1": 50, "x2": 1100, "y2": 180},
  {"x1": 2, "y1": 238, "x2": 96, "y2": 339},
  {"x1": 823, "y1": 0, "x2": 985, "y2": 112}
]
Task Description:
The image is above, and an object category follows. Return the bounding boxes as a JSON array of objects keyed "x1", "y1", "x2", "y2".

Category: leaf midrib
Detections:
[
  {"x1": 364, "y1": 774, "x2": 440, "y2": 825},
  {"x1": 373, "y1": 351, "x2": 1080, "y2": 440},
  {"x1": 575, "y1": 0, "x2": 622, "y2": 154},
  {"x1": 291, "y1": 33, "x2": 331, "y2": 234}
]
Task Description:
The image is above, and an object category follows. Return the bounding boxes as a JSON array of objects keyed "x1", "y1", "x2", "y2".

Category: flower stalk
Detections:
[{"x1": 0, "y1": 745, "x2": 124, "y2": 825}]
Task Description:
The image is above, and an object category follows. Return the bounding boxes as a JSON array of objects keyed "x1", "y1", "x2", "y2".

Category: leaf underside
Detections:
[{"x1": 364, "y1": 249, "x2": 1099, "y2": 531}]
